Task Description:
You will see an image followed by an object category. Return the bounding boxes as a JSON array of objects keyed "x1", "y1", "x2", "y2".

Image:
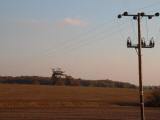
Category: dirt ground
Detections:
[{"x1": 0, "y1": 107, "x2": 160, "y2": 120}]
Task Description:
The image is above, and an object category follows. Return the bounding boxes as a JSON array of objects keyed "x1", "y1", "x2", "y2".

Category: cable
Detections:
[
  {"x1": 115, "y1": 18, "x2": 126, "y2": 41},
  {"x1": 145, "y1": 17, "x2": 149, "y2": 41},
  {"x1": 42, "y1": 18, "x2": 117, "y2": 55},
  {"x1": 58, "y1": 22, "x2": 129, "y2": 55},
  {"x1": 44, "y1": 18, "x2": 127, "y2": 56},
  {"x1": 42, "y1": 1, "x2": 160, "y2": 57},
  {"x1": 56, "y1": 1, "x2": 160, "y2": 55},
  {"x1": 63, "y1": 20, "x2": 126, "y2": 50},
  {"x1": 130, "y1": 18, "x2": 137, "y2": 42}
]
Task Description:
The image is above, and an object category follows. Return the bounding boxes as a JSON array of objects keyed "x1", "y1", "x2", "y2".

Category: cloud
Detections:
[{"x1": 58, "y1": 18, "x2": 88, "y2": 27}]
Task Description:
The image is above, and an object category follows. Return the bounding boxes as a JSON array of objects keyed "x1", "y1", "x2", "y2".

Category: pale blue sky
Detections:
[{"x1": 0, "y1": 0, "x2": 160, "y2": 85}]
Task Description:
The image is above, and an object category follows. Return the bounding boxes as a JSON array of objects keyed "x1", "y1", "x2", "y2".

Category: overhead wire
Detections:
[
  {"x1": 62, "y1": 19, "x2": 129, "y2": 54},
  {"x1": 42, "y1": 18, "x2": 117, "y2": 55},
  {"x1": 63, "y1": 20, "x2": 126, "y2": 49},
  {"x1": 61, "y1": 21, "x2": 129, "y2": 55},
  {"x1": 43, "y1": 1, "x2": 160, "y2": 57},
  {"x1": 115, "y1": 17, "x2": 126, "y2": 41},
  {"x1": 130, "y1": 18, "x2": 137, "y2": 42},
  {"x1": 119, "y1": 1, "x2": 160, "y2": 45},
  {"x1": 44, "y1": 17, "x2": 127, "y2": 56},
  {"x1": 60, "y1": 2, "x2": 160, "y2": 54},
  {"x1": 145, "y1": 17, "x2": 149, "y2": 41}
]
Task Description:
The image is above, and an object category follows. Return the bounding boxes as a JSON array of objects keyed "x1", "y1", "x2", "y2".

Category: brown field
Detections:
[{"x1": 0, "y1": 84, "x2": 159, "y2": 120}]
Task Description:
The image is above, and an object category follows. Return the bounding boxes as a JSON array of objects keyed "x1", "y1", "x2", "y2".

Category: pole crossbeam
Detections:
[
  {"x1": 118, "y1": 11, "x2": 159, "y2": 120},
  {"x1": 118, "y1": 11, "x2": 159, "y2": 19},
  {"x1": 127, "y1": 44, "x2": 155, "y2": 48}
]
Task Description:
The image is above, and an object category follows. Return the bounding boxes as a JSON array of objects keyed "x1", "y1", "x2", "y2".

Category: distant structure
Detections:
[{"x1": 51, "y1": 68, "x2": 65, "y2": 85}]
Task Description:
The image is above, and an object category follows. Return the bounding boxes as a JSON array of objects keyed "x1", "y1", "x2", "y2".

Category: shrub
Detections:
[{"x1": 145, "y1": 89, "x2": 160, "y2": 107}]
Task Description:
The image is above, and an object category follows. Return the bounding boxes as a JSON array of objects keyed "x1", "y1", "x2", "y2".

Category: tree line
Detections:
[{"x1": 0, "y1": 76, "x2": 136, "y2": 88}]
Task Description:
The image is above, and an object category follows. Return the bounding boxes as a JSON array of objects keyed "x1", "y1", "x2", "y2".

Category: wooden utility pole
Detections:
[
  {"x1": 118, "y1": 12, "x2": 159, "y2": 120},
  {"x1": 137, "y1": 13, "x2": 145, "y2": 120}
]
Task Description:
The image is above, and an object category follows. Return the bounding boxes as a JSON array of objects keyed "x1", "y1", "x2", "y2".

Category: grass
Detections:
[
  {"x1": 0, "y1": 84, "x2": 159, "y2": 120},
  {"x1": 0, "y1": 84, "x2": 150, "y2": 108}
]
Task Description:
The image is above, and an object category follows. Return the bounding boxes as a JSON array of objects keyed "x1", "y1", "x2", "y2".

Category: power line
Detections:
[
  {"x1": 61, "y1": 23, "x2": 129, "y2": 55},
  {"x1": 145, "y1": 18, "x2": 149, "y2": 41},
  {"x1": 39, "y1": 1, "x2": 160, "y2": 58},
  {"x1": 44, "y1": 18, "x2": 127, "y2": 56},
  {"x1": 55, "y1": 2, "x2": 160, "y2": 54},
  {"x1": 41, "y1": 18, "x2": 116, "y2": 55}
]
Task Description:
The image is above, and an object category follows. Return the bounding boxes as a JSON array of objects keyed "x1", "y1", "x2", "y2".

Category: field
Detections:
[{"x1": 0, "y1": 84, "x2": 159, "y2": 120}]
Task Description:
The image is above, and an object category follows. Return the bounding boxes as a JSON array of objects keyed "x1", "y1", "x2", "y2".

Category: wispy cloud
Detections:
[{"x1": 58, "y1": 18, "x2": 88, "y2": 27}]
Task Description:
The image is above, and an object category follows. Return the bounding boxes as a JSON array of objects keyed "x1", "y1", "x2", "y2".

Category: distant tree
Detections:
[
  {"x1": 79, "y1": 80, "x2": 90, "y2": 86},
  {"x1": 64, "y1": 76, "x2": 73, "y2": 85}
]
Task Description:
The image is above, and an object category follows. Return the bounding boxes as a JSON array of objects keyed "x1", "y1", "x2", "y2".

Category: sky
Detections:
[{"x1": 0, "y1": 0, "x2": 160, "y2": 85}]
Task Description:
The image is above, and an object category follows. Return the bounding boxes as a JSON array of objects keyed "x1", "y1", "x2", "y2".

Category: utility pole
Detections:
[{"x1": 118, "y1": 12, "x2": 159, "y2": 120}]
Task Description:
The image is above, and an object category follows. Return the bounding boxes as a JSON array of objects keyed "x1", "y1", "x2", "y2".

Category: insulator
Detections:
[
  {"x1": 141, "y1": 12, "x2": 145, "y2": 16},
  {"x1": 155, "y1": 12, "x2": 160, "y2": 16},
  {"x1": 152, "y1": 41, "x2": 155, "y2": 47},
  {"x1": 149, "y1": 40, "x2": 153, "y2": 46},
  {"x1": 123, "y1": 11, "x2": 128, "y2": 16},
  {"x1": 144, "y1": 41, "x2": 146, "y2": 46},
  {"x1": 141, "y1": 41, "x2": 143, "y2": 45},
  {"x1": 127, "y1": 39, "x2": 131, "y2": 47},
  {"x1": 118, "y1": 14, "x2": 122, "y2": 18},
  {"x1": 133, "y1": 16, "x2": 137, "y2": 20},
  {"x1": 148, "y1": 16, "x2": 152, "y2": 19}
]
